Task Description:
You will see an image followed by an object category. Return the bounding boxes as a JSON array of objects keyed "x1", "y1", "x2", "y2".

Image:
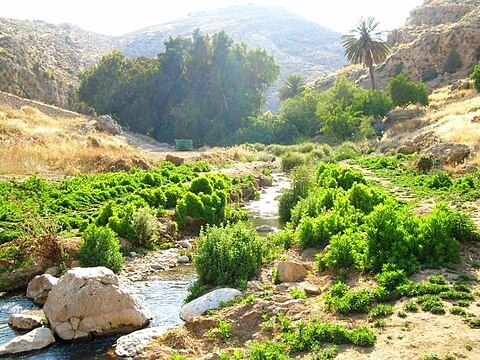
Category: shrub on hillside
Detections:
[
  {"x1": 353, "y1": 89, "x2": 393, "y2": 118},
  {"x1": 281, "y1": 152, "x2": 308, "y2": 172},
  {"x1": 444, "y1": 49, "x2": 462, "y2": 73},
  {"x1": 194, "y1": 222, "x2": 264, "y2": 287},
  {"x1": 131, "y1": 207, "x2": 158, "y2": 249},
  {"x1": 388, "y1": 73, "x2": 429, "y2": 107},
  {"x1": 471, "y1": 62, "x2": 480, "y2": 92},
  {"x1": 79, "y1": 224, "x2": 123, "y2": 273}
]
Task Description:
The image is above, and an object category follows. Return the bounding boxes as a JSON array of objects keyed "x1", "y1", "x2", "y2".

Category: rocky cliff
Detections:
[
  {"x1": 314, "y1": 0, "x2": 480, "y2": 91},
  {"x1": 0, "y1": 5, "x2": 346, "y2": 109},
  {"x1": 0, "y1": 18, "x2": 115, "y2": 108}
]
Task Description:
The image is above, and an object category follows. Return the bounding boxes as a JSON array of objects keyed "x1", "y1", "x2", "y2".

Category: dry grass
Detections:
[{"x1": 0, "y1": 105, "x2": 148, "y2": 175}]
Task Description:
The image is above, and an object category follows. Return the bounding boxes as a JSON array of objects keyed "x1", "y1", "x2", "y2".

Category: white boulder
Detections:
[
  {"x1": 0, "y1": 327, "x2": 55, "y2": 355},
  {"x1": 26, "y1": 274, "x2": 58, "y2": 305},
  {"x1": 43, "y1": 267, "x2": 151, "y2": 340},
  {"x1": 179, "y1": 288, "x2": 241, "y2": 321},
  {"x1": 115, "y1": 326, "x2": 171, "y2": 357}
]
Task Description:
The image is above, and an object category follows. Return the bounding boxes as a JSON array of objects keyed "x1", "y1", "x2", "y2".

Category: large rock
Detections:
[
  {"x1": 94, "y1": 115, "x2": 123, "y2": 135},
  {"x1": 179, "y1": 288, "x2": 241, "y2": 321},
  {"x1": 276, "y1": 261, "x2": 307, "y2": 283},
  {"x1": 0, "y1": 327, "x2": 55, "y2": 355},
  {"x1": 8, "y1": 311, "x2": 46, "y2": 331},
  {"x1": 26, "y1": 274, "x2": 58, "y2": 306},
  {"x1": 165, "y1": 154, "x2": 185, "y2": 165},
  {"x1": 421, "y1": 142, "x2": 471, "y2": 165},
  {"x1": 115, "y1": 326, "x2": 171, "y2": 358},
  {"x1": 43, "y1": 267, "x2": 151, "y2": 340}
]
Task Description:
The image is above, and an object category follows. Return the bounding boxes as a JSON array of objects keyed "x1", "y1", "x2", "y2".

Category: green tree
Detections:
[
  {"x1": 471, "y1": 62, "x2": 480, "y2": 92},
  {"x1": 278, "y1": 73, "x2": 307, "y2": 101},
  {"x1": 388, "y1": 73, "x2": 429, "y2": 107},
  {"x1": 341, "y1": 17, "x2": 390, "y2": 90}
]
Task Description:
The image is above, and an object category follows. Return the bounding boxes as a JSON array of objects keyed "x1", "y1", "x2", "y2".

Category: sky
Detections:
[{"x1": 1, "y1": 0, "x2": 424, "y2": 36}]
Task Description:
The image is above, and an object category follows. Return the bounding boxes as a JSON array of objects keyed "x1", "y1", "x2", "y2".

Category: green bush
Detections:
[
  {"x1": 79, "y1": 224, "x2": 124, "y2": 273},
  {"x1": 471, "y1": 62, "x2": 480, "y2": 92},
  {"x1": 131, "y1": 207, "x2": 158, "y2": 249},
  {"x1": 388, "y1": 73, "x2": 429, "y2": 107},
  {"x1": 281, "y1": 152, "x2": 307, "y2": 172},
  {"x1": 189, "y1": 176, "x2": 213, "y2": 195},
  {"x1": 194, "y1": 222, "x2": 264, "y2": 287},
  {"x1": 353, "y1": 89, "x2": 393, "y2": 118},
  {"x1": 375, "y1": 266, "x2": 407, "y2": 290},
  {"x1": 279, "y1": 165, "x2": 314, "y2": 221},
  {"x1": 247, "y1": 340, "x2": 289, "y2": 360}
]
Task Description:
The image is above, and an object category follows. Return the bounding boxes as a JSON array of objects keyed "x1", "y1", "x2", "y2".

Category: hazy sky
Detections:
[{"x1": 2, "y1": 0, "x2": 424, "y2": 35}]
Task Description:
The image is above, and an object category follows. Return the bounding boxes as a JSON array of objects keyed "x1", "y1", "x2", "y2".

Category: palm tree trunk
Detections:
[{"x1": 369, "y1": 65, "x2": 376, "y2": 90}]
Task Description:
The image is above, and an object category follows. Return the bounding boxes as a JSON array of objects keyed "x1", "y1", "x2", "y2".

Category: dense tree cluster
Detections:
[{"x1": 76, "y1": 30, "x2": 279, "y2": 145}]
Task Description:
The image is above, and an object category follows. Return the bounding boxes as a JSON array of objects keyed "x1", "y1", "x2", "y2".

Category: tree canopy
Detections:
[
  {"x1": 341, "y1": 17, "x2": 390, "y2": 90},
  {"x1": 76, "y1": 30, "x2": 279, "y2": 145}
]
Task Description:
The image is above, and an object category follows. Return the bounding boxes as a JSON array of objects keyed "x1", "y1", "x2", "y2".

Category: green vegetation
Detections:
[
  {"x1": 341, "y1": 17, "x2": 390, "y2": 90},
  {"x1": 77, "y1": 31, "x2": 278, "y2": 146},
  {"x1": 471, "y1": 61, "x2": 480, "y2": 92},
  {"x1": 278, "y1": 73, "x2": 307, "y2": 101},
  {"x1": 193, "y1": 222, "x2": 264, "y2": 288},
  {"x1": 444, "y1": 49, "x2": 462, "y2": 73},
  {"x1": 388, "y1": 73, "x2": 429, "y2": 107},
  {"x1": 79, "y1": 224, "x2": 123, "y2": 273},
  {"x1": 356, "y1": 154, "x2": 480, "y2": 204}
]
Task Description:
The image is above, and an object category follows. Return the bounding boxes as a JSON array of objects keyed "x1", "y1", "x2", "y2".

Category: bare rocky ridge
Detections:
[
  {"x1": 0, "y1": 5, "x2": 346, "y2": 110},
  {"x1": 314, "y1": 0, "x2": 480, "y2": 91}
]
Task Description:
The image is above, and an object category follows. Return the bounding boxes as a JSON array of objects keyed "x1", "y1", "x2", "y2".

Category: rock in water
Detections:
[
  {"x1": 276, "y1": 261, "x2": 308, "y2": 283},
  {"x1": 8, "y1": 311, "x2": 46, "y2": 331},
  {"x1": 180, "y1": 288, "x2": 241, "y2": 321},
  {"x1": 115, "y1": 326, "x2": 171, "y2": 358},
  {"x1": 26, "y1": 274, "x2": 58, "y2": 306},
  {"x1": 0, "y1": 328, "x2": 55, "y2": 355},
  {"x1": 43, "y1": 267, "x2": 151, "y2": 340}
]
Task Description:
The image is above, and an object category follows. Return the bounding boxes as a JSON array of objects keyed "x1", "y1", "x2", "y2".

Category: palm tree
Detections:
[
  {"x1": 341, "y1": 17, "x2": 390, "y2": 90},
  {"x1": 278, "y1": 73, "x2": 307, "y2": 101}
]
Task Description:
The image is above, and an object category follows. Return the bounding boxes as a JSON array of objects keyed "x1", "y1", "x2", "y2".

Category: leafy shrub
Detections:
[
  {"x1": 353, "y1": 89, "x2": 393, "y2": 118},
  {"x1": 317, "y1": 230, "x2": 366, "y2": 270},
  {"x1": 281, "y1": 152, "x2": 307, "y2": 172},
  {"x1": 279, "y1": 165, "x2": 314, "y2": 221},
  {"x1": 375, "y1": 266, "x2": 407, "y2": 290},
  {"x1": 471, "y1": 62, "x2": 480, "y2": 92},
  {"x1": 416, "y1": 153, "x2": 436, "y2": 172},
  {"x1": 427, "y1": 172, "x2": 453, "y2": 189},
  {"x1": 194, "y1": 222, "x2": 263, "y2": 287},
  {"x1": 295, "y1": 211, "x2": 348, "y2": 249},
  {"x1": 189, "y1": 176, "x2": 213, "y2": 195},
  {"x1": 368, "y1": 304, "x2": 393, "y2": 319},
  {"x1": 347, "y1": 183, "x2": 387, "y2": 214},
  {"x1": 421, "y1": 67, "x2": 439, "y2": 82},
  {"x1": 388, "y1": 73, "x2": 429, "y2": 107},
  {"x1": 247, "y1": 340, "x2": 289, "y2": 360},
  {"x1": 79, "y1": 224, "x2": 123, "y2": 273},
  {"x1": 131, "y1": 207, "x2": 158, "y2": 249}
]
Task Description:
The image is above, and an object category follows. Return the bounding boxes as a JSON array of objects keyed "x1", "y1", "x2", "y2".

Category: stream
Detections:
[{"x1": 0, "y1": 172, "x2": 289, "y2": 359}]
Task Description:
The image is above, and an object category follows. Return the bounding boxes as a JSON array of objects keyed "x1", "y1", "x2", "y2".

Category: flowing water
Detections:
[{"x1": 0, "y1": 172, "x2": 289, "y2": 359}]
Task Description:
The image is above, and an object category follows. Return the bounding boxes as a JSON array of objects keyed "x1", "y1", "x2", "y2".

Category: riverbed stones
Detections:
[
  {"x1": 179, "y1": 288, "x2": 241, "y2": 321},
  {"x1": 178, "y1": 255, "x2": 190, "y2": 264},
  {"x1": 26, "y1": 274, "x2": 58, "y2": 306},
  {"x1": 115, "y1": 326, "x2": 171, "y2": 357},
  {"x1": 276, "y1": 261, "x2": 307, "y2": 283},
  {"x1": 0, "y1": 327, "x2": 55, "y2": 355},
  {"x1": 8, "y1": 311, "x2": 46, "y2": 330},
  {"x1": 43, "y1": 267, "x2": 152, "y2": 340}
]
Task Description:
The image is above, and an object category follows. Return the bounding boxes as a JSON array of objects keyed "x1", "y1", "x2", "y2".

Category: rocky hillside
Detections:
[
  {"x1": 0, "y1": 5, "x2": 345, "y2": 110},
  {"x1": 314, "y1": 0, "x2": 480, "y2": 91},
  {"x1": 0, "y1": 18, "x2": 115, "y2": 108}
]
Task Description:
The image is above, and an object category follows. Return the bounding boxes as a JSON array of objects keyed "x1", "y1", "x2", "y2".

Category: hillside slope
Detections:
[
  {"x1": 314, "y1": 0, "x2": 480, "y2": 91},
  {"x1": 0, "y1": 5, "x2": 345, "y2": 110}
]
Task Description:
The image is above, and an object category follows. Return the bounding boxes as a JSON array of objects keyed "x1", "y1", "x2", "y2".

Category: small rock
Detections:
[
  {"x1": 26, "y1": 274, "x2": 58, "y2": 306},
  {"x1": 44, "y1": 267, "x2": 60, "y2": 277},
  {"x1": 178, "y1": 256, "x2": 190, "y2": 264},
  {"x1": 178, "y1": 240, "x2": 192, "y2": 249},
  {"x1": 200, "y1": 353, "x2": 221, "y2": 360},
  {"x1": 276, "y1": 261, "x2": 307, "y2": 283},
  {"x1": 180, "y1": 288, "x2": 241, "y2": 321},
  {"x1": 166, "y1": 154, "x2": 184, "y2": 165},
  {"x1": 115, "y1": 326, "x2": 171, "y2": 358},
  {"x1": 0, "y1": 328, "x2": 55, "y2": 355},
  {"x1": 302, "y1": 282, "x2": 321, "y2": 295},
  {"x1": 129, "y1": 252, "x2": 137, "y2": 257},
  {"x1": 255, "y1": 225, "x2": 277, "y2": 233},
  {"x1": 8, "y1": 312, "x2": 46, "y2": 331}
]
